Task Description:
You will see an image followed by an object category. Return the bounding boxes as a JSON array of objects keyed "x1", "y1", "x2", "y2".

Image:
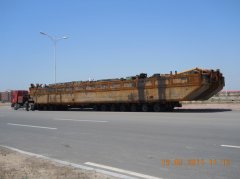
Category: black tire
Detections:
[
  {"x1": 43, "y1": 106, "x2": 48, "y2": 111},
  {"x1": 141, "y1": 104, "x2": 149, "y2": 112},
  {"x1": 36, "y1": 105, "x2": 41, "y2": 110},
  {"x1": 92, "y1": 105, "x2": 99, "y2": 111},
  {"x1": 14, "y1": 104, "x2": 20, "y2": 110},
  {"x1": 166, "y1": 106, "x2": 174, "y2": 112},
  {"x1": 100, "y1": 105, "x2": 108, "y2": 111},
  {"x1": 153, "y1": 104, "x2": 161, "y2": 112},
  {"x1": 24, "y1": 102, "x2": 29, "y2": 111},
  {"x1": 29, "y1": 104, "x2": 35, "y2": 111},
  {"x1": 130, "y1": 104, "x2": 138, "y2": 112},
  {"x1": 120, "y1": 105, "x2": 126, "y2": 112},
  {"x1": 110, "y1": 104, "x2": 117, "y2": 111}
]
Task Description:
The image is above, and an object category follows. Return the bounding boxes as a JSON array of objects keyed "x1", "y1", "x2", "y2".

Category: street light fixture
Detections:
[{"x1": 40, "y1": 32, "x2": 68, "y2": 84}]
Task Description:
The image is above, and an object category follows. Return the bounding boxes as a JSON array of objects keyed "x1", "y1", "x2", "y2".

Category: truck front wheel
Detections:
[{"x1": 14, "y1": 104, "x2": 20, "y2": 110}]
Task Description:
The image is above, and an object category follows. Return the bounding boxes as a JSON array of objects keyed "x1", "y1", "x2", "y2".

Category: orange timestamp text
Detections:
[{"x1": 161, "y1": 159, "x2": 231, "y2": 168}]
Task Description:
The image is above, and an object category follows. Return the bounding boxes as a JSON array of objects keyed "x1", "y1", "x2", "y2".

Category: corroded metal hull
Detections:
[{"x1": 29, "y1": 68, "x2": 224, "y2": 111}]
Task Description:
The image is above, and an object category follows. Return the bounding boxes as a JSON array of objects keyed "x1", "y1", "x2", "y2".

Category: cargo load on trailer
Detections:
[{"x1": 26, "y1": 68, "x2": 225, "y2": 112}]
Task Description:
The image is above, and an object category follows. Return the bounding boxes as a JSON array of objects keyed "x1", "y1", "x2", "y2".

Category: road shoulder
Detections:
[{"x1": 0, "y1": 146, "x2": 116, "y2": 179}]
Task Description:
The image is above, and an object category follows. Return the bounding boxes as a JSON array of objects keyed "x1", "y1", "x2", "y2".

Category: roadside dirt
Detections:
[{"x1": 0, "y1": 146, "x2": 115, "y2": 179}]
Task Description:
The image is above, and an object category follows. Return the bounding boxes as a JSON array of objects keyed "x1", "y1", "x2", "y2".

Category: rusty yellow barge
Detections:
[{"x1": 28, "y1": 68, "x2": 224, "y2": 112}]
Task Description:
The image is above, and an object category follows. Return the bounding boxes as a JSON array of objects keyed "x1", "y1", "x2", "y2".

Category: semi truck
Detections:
[
  {"x1": 11, "y1": 90, "x2": 29, "y2": 110},
  {"x1": 18, "y1": 68, "x2": 224, "y2": 112}
]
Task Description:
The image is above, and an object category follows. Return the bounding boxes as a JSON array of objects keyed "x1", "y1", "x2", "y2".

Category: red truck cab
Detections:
[{"x1": 11, "y1": 90, "x2": 29, "y2": 110}]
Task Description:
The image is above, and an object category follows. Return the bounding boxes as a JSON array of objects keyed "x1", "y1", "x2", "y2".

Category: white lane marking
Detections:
[
  {"x1": 0, "y1": 145, "x2": 137, "y2": 179},
  {"x1": 7, "y1": 123, "x2": 57, "y2": 130},
  {"x1": 85, "y1": 162, "x2": 162, "y2": 179},
  {"x1": 221, "y1": 145, "x2": 240, "y2": 149},
  {"x1": 54, "y1": 118, "x2": 108, "y2": 123}
]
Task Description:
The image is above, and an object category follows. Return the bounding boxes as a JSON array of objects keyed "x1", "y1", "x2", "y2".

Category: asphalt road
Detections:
[{"x1": 0, "y1": 106, "x2": 240, "y2": 179}]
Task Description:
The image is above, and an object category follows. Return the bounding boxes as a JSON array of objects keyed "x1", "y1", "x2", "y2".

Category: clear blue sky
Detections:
[{"x1": 1, "y1": 0, "x2": 240, "y2": 91}]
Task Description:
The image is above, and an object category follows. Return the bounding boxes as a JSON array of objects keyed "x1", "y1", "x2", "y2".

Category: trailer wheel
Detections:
[
  {"x1": 92, "y1": 105, "x2": 99, "y2": 111},
  {"x1": 153, "y1": 104, "x2": 161, "y2": 112},
  {"x1": 29, "y1": 104, "x2": 35, "y2": 111},
  {"x1": 166, "y1": 105, "x2": 174, "y2": 112},
  {"x1": 100, "y1": 105, "x2": 108, "y2": 111},
  {"x1": 110, "y1": 104, "x2": 117, "y2": 111},
  {"x1": 43, "y1": 106, "x2": 48, "y2": 111},
  {"x1": 120, "y1": 105, "x2": 126, "y2": 112},
  {"x1": 130, "y1": 105, "x2": 137, "y2": 112},
  {"x1": 26, "y1": 103, "x2": 29, "y2": 111},
  {"x1": 141, "y1": 104, "x2": 149, "y2": 112},
  {"x1": 49, "y1": 106, "x2": 54, "y2": 111}
]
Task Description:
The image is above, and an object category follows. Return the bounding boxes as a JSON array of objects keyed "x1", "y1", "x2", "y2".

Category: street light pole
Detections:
[
  {"x1": 40, "y1": 32, "x2": 68, "y2": 84},
  {"x1": 54, "y1": 40, "x2": 56, "y2": 83}
]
